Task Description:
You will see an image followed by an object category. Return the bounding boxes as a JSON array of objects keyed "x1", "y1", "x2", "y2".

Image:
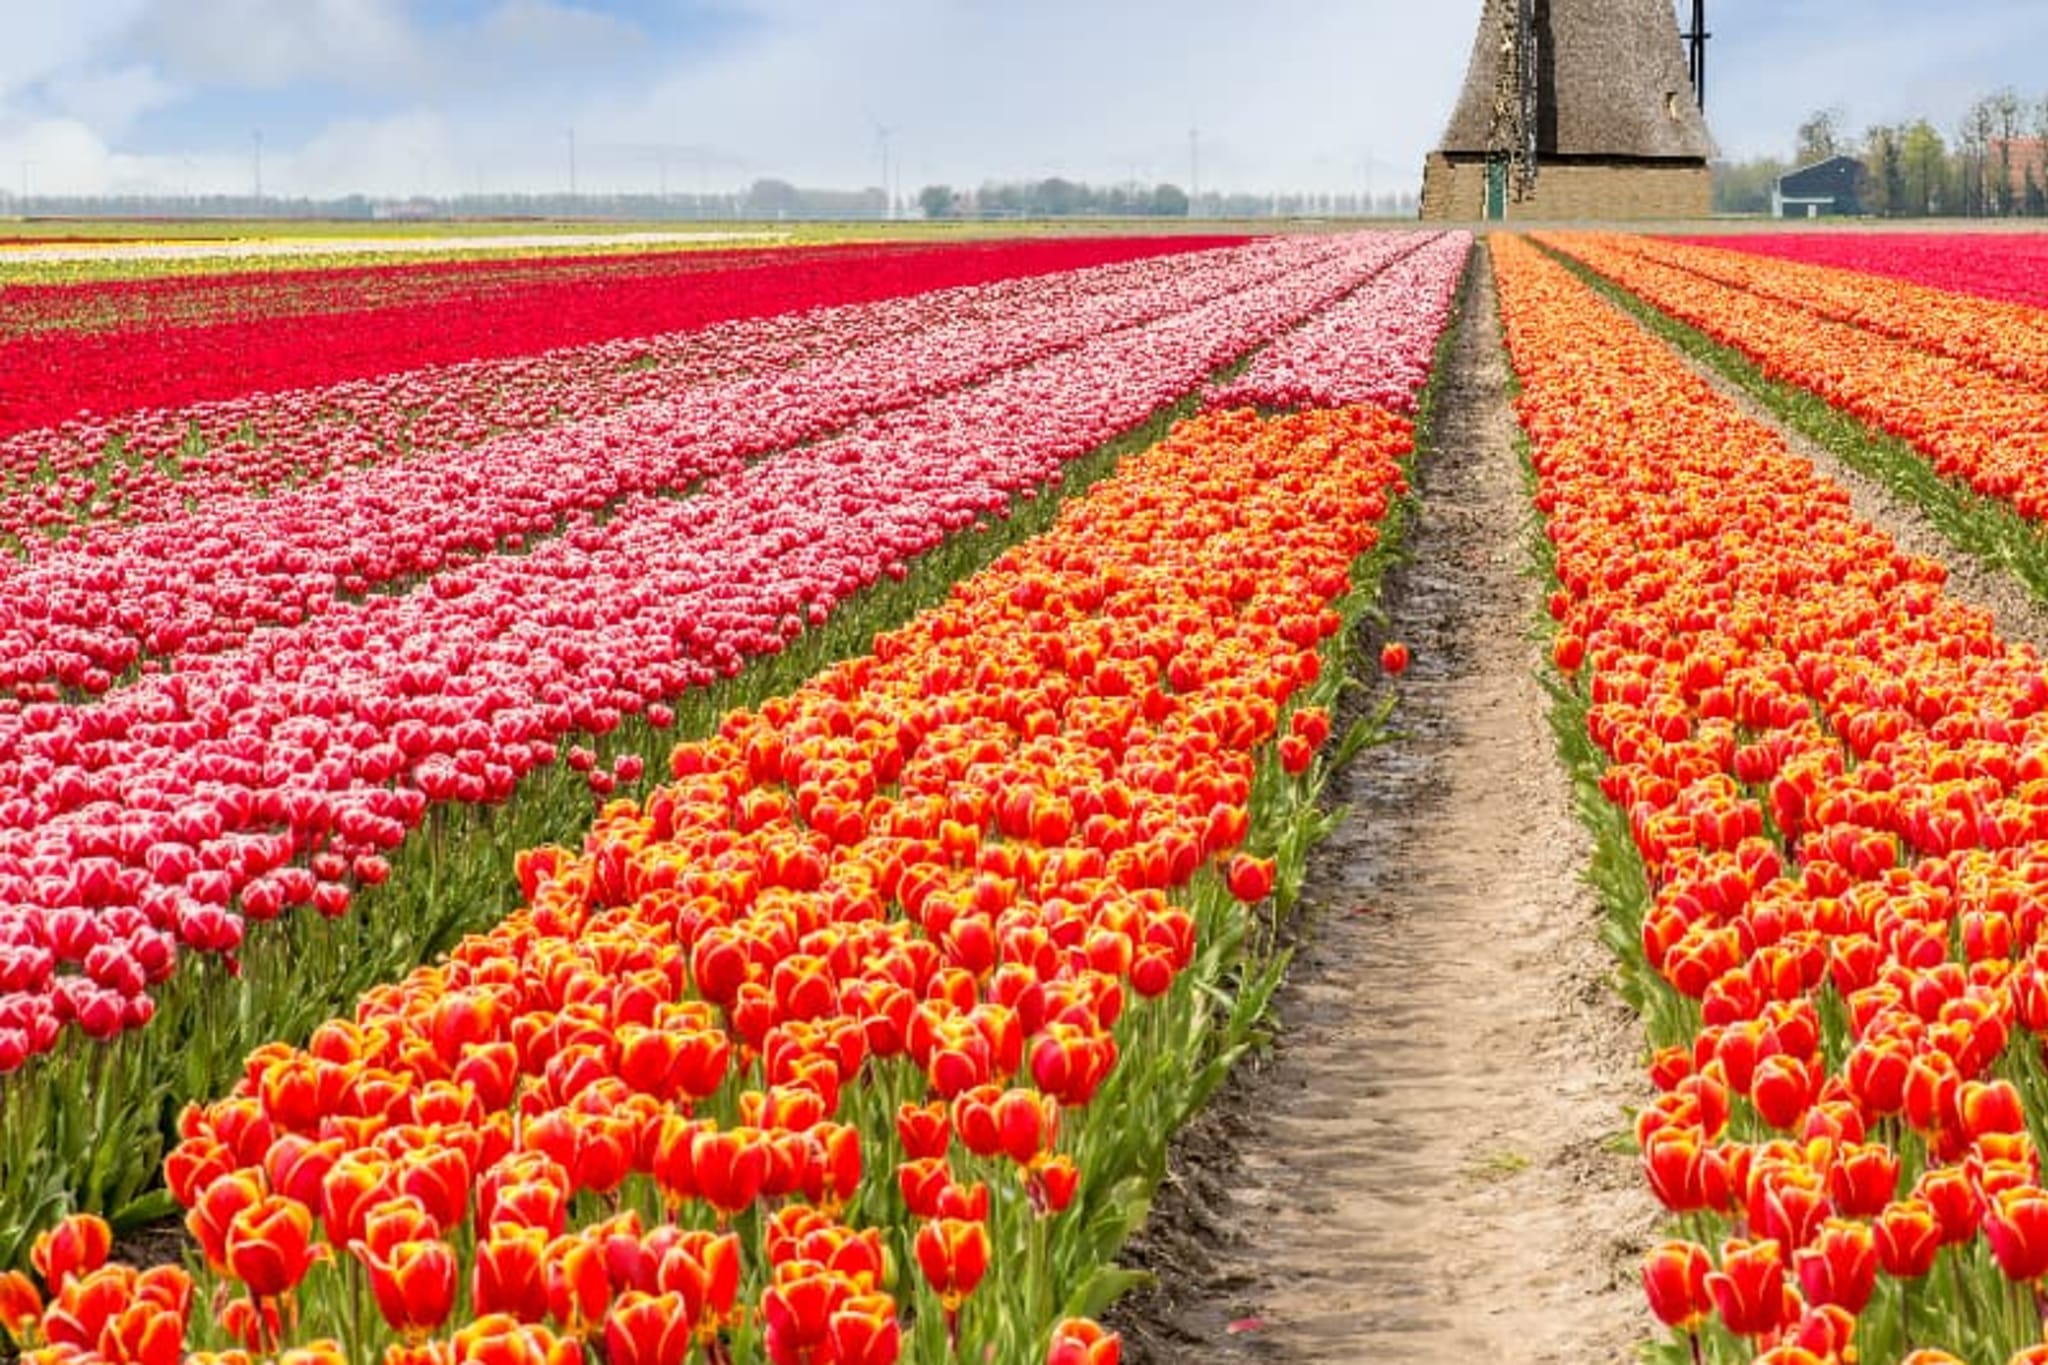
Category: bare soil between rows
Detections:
[{"x1": 1107, "y1": 244, "x2": 1657, "y2": 1362}]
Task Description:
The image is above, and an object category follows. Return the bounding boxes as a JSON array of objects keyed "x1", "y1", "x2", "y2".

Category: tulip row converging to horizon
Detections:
[
  {"x1": 2, "y1": 395, "x2": 1425, "y2": 1364},
  {"x1": 0, "y1": 238, "x2": 1252, "y2": 443},
  {"x1": 1499, "y1": 230, "x2": 2048, "y2": 1365},
  {"x1": 0, "y1": 239, "x2": 1289, "y2": 551},
  {"x1": 1539, "y1": 232, "x2": 2048, "y2": 528},
  {"x1": 0, "y1": 232, "x2": 1463, "y2": 1078},
  {"x1": 0, "y1": 234, "x2": 1452, "y2": 694}
]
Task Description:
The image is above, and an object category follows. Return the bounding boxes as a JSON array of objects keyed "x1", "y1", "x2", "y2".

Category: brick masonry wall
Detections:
[{"x1": 1420, "y1": 154, "x2": 1711, "y2": 221}]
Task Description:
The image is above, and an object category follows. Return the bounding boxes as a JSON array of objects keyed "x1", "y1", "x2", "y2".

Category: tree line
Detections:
[
  {"x1": 917, "y1": 179, "x2": 1415, "y2": 221},
  {"x1": 1714, "y1": 87, "x2": 2048, "y2": 216}
]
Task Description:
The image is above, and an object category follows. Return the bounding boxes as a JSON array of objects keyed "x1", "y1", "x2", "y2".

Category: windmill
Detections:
[
  {"x1": 1422, "y1": 0, "x2": 1715, "y2": 221},
  {"x1": 1485, "y1": 0, "x2": 1541, "y2": 208}
]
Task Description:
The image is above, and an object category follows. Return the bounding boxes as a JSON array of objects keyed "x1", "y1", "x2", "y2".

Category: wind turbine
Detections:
[{"x1": 869, "y1": 113, "x2": 898, "y2": 221}]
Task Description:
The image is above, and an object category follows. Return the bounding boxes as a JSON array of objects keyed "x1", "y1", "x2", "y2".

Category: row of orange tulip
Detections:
[
  {"x1": 0, "y1": 400, "x2": 1416, "y2": 1364},
  {"x1": 1537, "y1": 232, "x2": 2048, "y2": 522},
  {"x1": 1497, "y1": 230, "x2": 2048, "y2": 1365},
  {"x1": 1613, "y1": 235, "x2": 2048, "y2": 390}
]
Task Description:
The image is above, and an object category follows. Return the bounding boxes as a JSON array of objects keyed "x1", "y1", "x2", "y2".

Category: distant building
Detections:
[
  {"x1": 1773, "y1": 156, "x2": 1866, "y2": 218},
  {"x1": 1987, "y1": 137, "x2": 2048, "y2": 212}
]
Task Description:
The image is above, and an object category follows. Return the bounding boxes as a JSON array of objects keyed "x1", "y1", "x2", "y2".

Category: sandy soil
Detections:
[{"x1": 1109, "y1": 243, "x2": 1658, "y2": 1363}]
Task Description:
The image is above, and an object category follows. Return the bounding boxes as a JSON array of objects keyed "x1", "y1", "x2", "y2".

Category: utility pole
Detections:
[
  {"x1": 878, "y1": 127, "x2": 893, "y2": 220},
  {"x1": 1188, "y1": 128, "x2": 1200, "y2": 215},
  {"x1": 567, "y1": 127, "x2": 578, "y2": 202},
  {"x1": 253, "y1": 129, "x2": 263, "y2": 207}
]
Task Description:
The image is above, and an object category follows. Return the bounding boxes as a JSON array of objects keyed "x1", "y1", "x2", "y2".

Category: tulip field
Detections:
[
  {"x1": 0, "y1": 227, "x2": 1469, "y2": 1364},
  {"x1": 18, "y1": 214, "x2": 2048, "y2": 1365}
]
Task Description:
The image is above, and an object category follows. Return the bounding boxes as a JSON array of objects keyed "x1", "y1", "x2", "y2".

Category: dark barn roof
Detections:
[
  {"x1": 1778, "y1": 155, "x2": 1866, "y2": 212},
  {"x1": 1438, "y1": 0, "x2": 1715, "y2": 161}
]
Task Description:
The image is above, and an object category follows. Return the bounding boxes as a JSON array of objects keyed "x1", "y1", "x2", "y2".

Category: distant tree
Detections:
[
  {"x1": 1149, "y1": 183, "x2": 1190, "y2": 217},
  {"x1": 1032, "y1": 178, "x2": 1082, "y2": 216},
  {"x1": 742, "y1": 178, "x2": 802, "y2": 218},
  {"x1": 1710, "y1": 157, "x2": 1786, "y2": 215},
  {"x1": 1864, "y1": 124, "x2": 1907, "y2": 215},
  {"x1": 1957, "y1": 98, "x2": 1996, "y2": 216},
  {"x1": 1900, "y1": 119, "x2": 1949, "y2": 214},
  {"x1": 1794, "y1": 107, "x2": 1846, "y2": 164},
  {"x1": 1987, "y1": 86, "x2": 2027, "y2": 214},
  {"x1": 917, "y1": 184, "x2": 958, "y2": 219}
]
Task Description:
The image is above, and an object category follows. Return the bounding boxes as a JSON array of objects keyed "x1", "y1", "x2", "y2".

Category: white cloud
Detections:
[
  {"x1": 478, "y1": 0, "x2": 642, "y2": 68},
  {"x1": 132, "y1": 0, "x2": 426, "y2": 92},
  {"x1": 45, "y1": 64, "x2": 181, "y2": 139},
  {"x1": 0, "y1": 0, "x2": 149, "y2": 97}
]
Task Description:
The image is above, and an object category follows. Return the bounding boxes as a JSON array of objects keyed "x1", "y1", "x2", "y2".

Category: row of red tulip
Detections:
[
  {"x1": 1, "y1": 242, "x2": 782, "y2": 340},
  {"x1": 0, "y1": 399, "x2": 1418, "y2": 1365},
  {"x1": 1499, "y1": 230, "x2": 2048, "y2": 1365},
  {"x1": 0, "y1": 235, "x2": 1431, "y2": 697},
  {"x1": 0, "y1": 231, "x2": 1456, "y2": 1074},
  {"x1": 0, "y1": 237, "x2": 1249, "y2": 441},
  {"x1": 0, "y1": 238, "x2": 1313, "y2": 551},
  {"x1": 1538, "y1": 232, "x2": 2048, "y2": 522},
  {"x1": 1679, "y1": 232, "x2": 2048, "y2": 314},
  {"x1": 1205, "y1": 230, "x2": 1470, "y2": 413},
  {"x1": 1607, "y1": 235, "x2": 2048, "y2": 390}
]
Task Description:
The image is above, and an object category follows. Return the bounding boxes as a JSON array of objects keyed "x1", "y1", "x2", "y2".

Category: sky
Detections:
[{"x1": 1, "y1": 0, "x2": 2046, "y2": 203}]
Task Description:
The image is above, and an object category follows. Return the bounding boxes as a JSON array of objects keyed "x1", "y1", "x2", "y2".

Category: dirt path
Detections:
[{"x1": 1111, "y1": 242, "x2": 1656, "y2": 1363}]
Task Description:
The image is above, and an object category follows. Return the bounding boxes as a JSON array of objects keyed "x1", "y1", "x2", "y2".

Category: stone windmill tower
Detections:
[{"x1": 1421, "y1": 0, "x2": 1715, "y2": 221}]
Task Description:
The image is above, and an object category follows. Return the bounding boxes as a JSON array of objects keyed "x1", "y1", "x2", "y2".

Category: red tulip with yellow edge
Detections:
[
  {"x1": 827, "y1": 1292, "x2": 902, "y2": 1365},
  {"x1": 1917, "y1": 1166, "x2": 1983, "y2": 1246},
  {"x1": 0, "y1": 1269, "x2": 40, "y2": 1344},
  {"x1": 763, "y1": 1263, "x2": 855, "y2": 1365},
  {"x1": 603, "y1": 1290, "x2": 693, "y2": 1365},
  {"x1": 1705, "y1": 1238, "x2": 1788, "y2": 1339},
  {"x1": 362, "y1": 1239, "x2": 459, "y2": 1341},
  {"x1": 1985, "y1": 1185, "x2": 2048, "y2": 1282},
  {"x1": 913, "y1": 1217, "x2": 991, "y2": 1314},
  {"x1": 543, "y1": 1235, "x2": 610, "y2": 1338},
  {"x1": 473, "y1": 1225, "x2": 550, "y2": 1323},
  {"x1": 691, "y1": 1125, "x2": 770, "y2": 1219},
  {"x1": 224, "y1": 1194, "x2": 321, "y2": 1299},
  {"x1": 1224, "y1": 853, "x2": 1274, "y2": 904},
  {"x1": 450, "y1": 1313, "x2": 585, "y2": 1365},
  {"x1": 896, "y1": 1101, "x2": 950, "y2": 1160},
  {"x1": 217, "y1": 1293, "x2": 284, "y2": 1354},
  {"x1": 1046, "y1": 1317, "x2": 1121, "y2": 1365},
  {"x1": 96, "y1": 1297, "x2": 187, "y2": 1365},
  {"x1": 1641, "y1": 1241, "x2": 1712, "y2": 1332},
  {"x1": 1792, "y1": 1218, "x2": 1876, "y2": 1314},
  {"x1": 188, "y1": 1171, "x2": 266, "y2": 1274},
  {"x1": 1824, "y1": 1141, "x2": 1899, "y2": 1219},
  {"x1": 1874, "y1": 1198, "x2": 1942, "y2": 1279},
  {"x1": 30, "y1": 1215, "x2": 112, "y2": 1294}
]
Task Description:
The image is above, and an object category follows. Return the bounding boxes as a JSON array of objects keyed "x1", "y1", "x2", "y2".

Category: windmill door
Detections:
[{"x1": 1485, "y1": 159, "x2": 1508, "y2": 220}]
